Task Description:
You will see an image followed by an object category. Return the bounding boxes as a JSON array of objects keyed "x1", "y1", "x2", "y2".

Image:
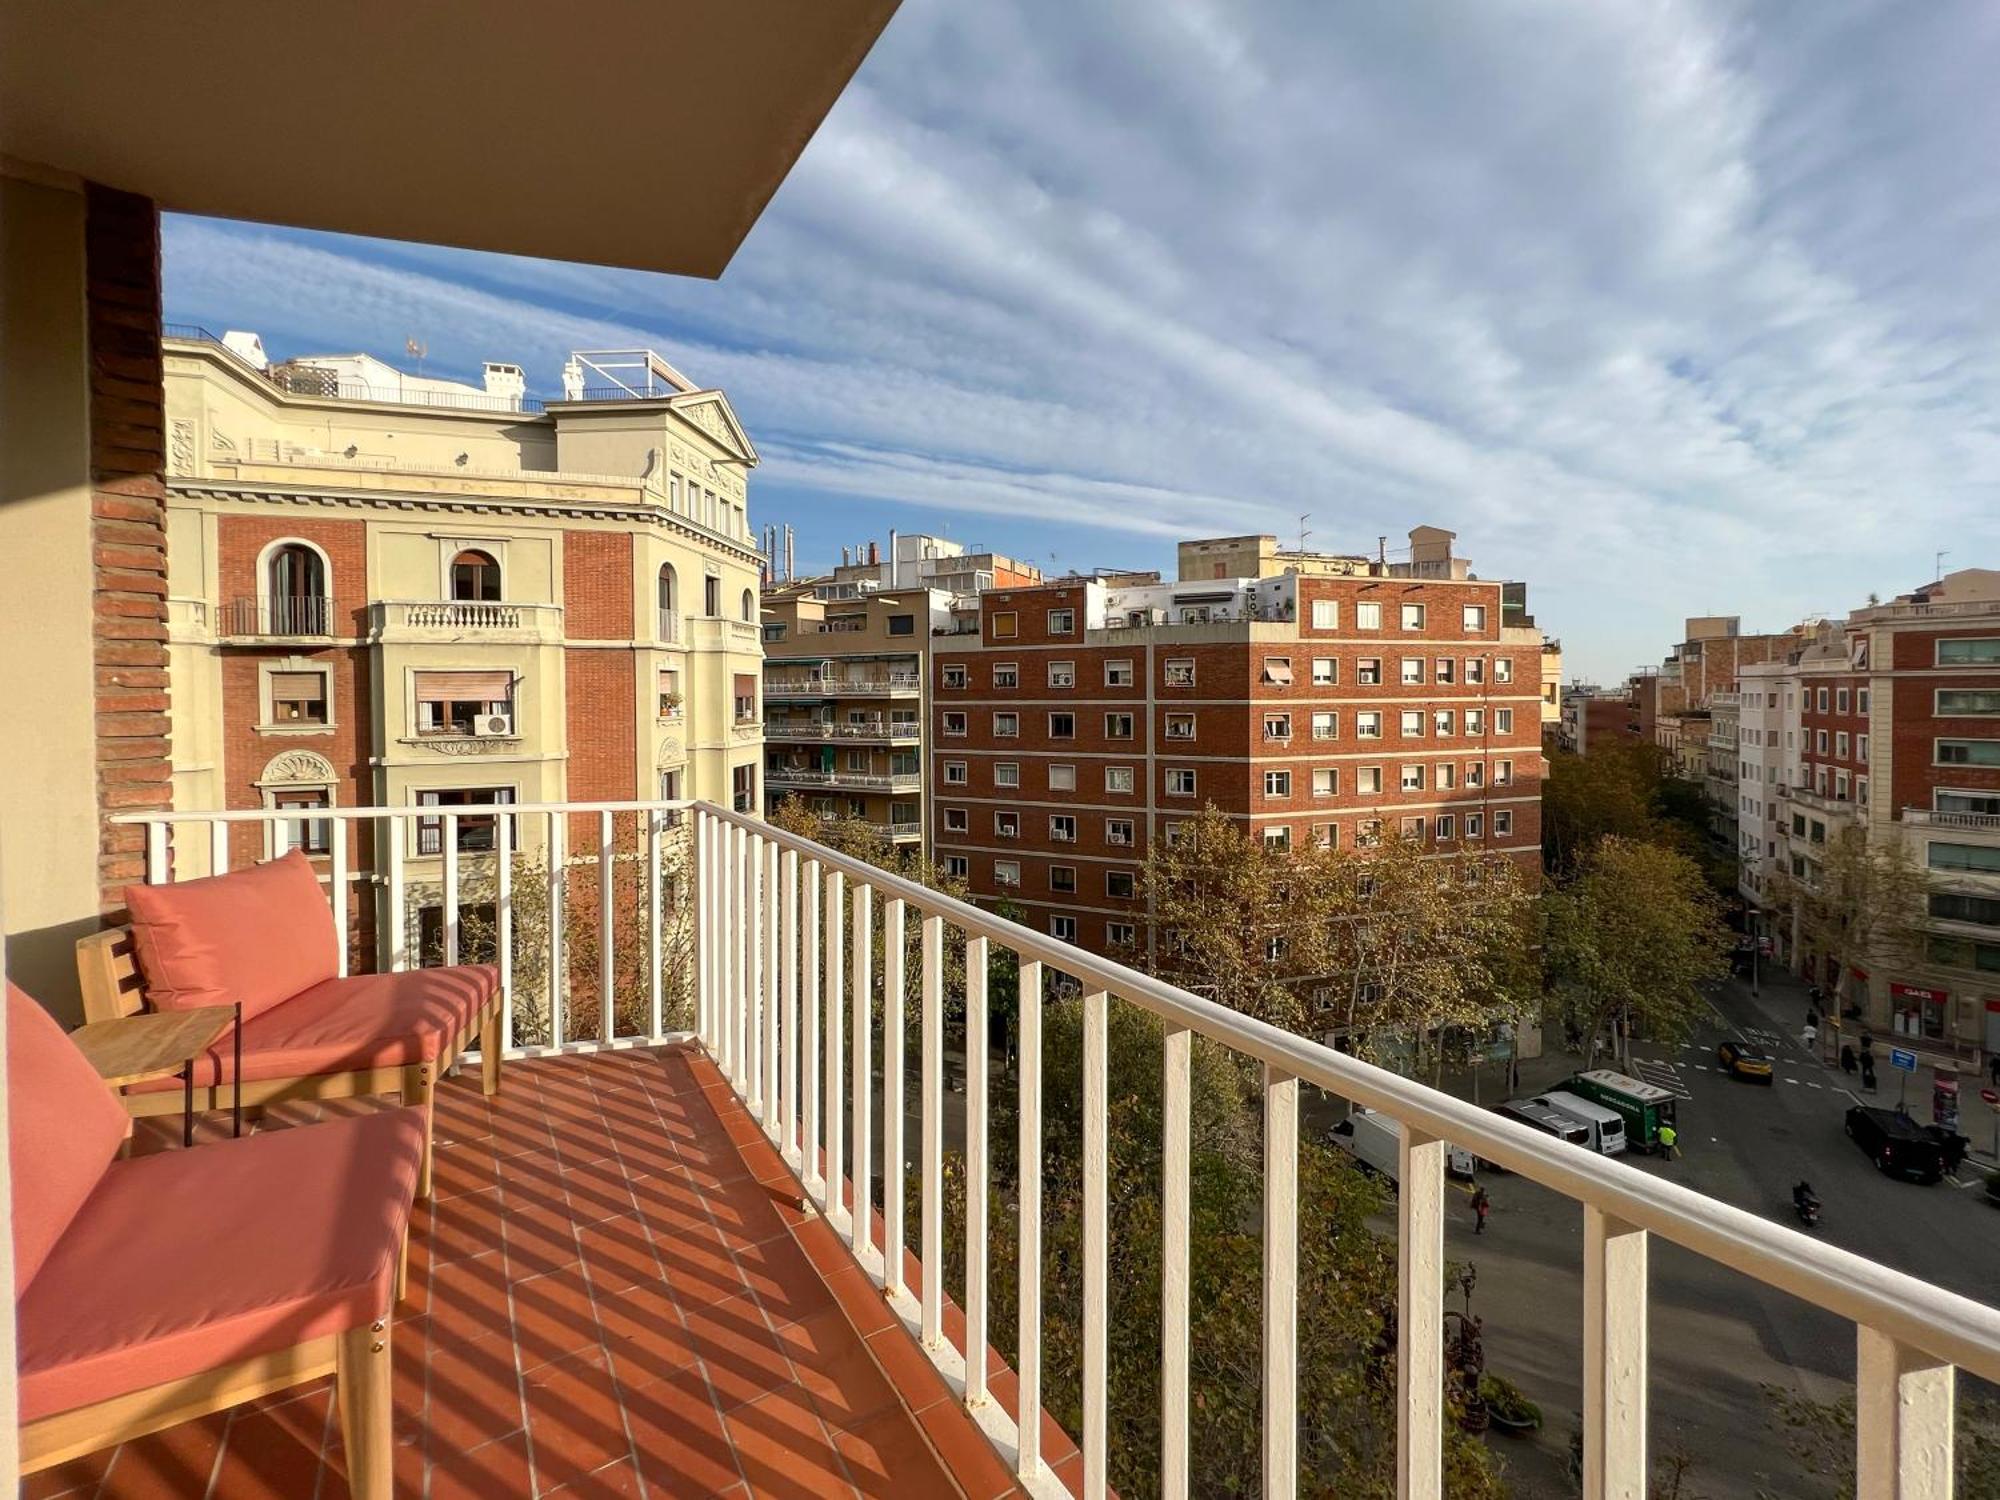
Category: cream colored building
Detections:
[{"x1": 159, "y1": 332, "x2": 766, "y2": 944}]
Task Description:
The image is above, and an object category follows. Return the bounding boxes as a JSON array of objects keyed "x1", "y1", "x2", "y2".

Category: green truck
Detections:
[{"x1": 1566, "y1": 1069, "x2": 1679, "y2": 1154}]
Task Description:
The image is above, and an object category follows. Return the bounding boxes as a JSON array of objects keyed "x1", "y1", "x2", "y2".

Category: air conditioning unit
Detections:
[{"x1": 474, "y1": 713, "x2": 515, "y2": 738}]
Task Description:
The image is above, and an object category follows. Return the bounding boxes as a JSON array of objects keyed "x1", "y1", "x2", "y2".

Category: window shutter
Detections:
[
  {"x1": 271, "y1": 672, "x2": 325, "y2": 701},
  {"x1": 734, "y1": 673, "x2": 756, "y2": 699},
  {"x1": 1264, "y1": 660, "x2": 1294, "y2": 685},
  {"x1": 414, "y1": 670, "x2": 513, "y2": 702}
]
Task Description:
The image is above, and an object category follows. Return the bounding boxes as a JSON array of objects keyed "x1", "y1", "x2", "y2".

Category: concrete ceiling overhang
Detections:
[{"x1": 0, "y1": 0, "x2": 897, "y2": 277}]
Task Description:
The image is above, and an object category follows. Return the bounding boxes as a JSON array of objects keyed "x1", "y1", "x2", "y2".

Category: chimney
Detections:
[
  {"x1": 888, "y1": 528, "x2": 898, "y2": 584},
  {"x1": 841, "y1": 546, "x2": 851, "y2": 567},
  {"x1": 482, "y1": 362, "x2": 526, "y2": 411},
  {"x1": 868, "y1": 540, "x2": 880, "y2": 566},
  {"x1": 785, "y1": 526, "x2": 795, "y2": 582}
]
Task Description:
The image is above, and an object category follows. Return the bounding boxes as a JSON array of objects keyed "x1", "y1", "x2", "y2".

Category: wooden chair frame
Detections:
[
  {"x1": 20, "y1": 1320, "x2": 395, "y2": 1496},
  {"x1": 77, "y1": 927, "x2": 502, "y2": 1197}
]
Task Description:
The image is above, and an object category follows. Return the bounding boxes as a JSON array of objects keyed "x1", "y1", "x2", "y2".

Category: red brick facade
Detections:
[
  {"x1": 86, "y1": 185, "x2": 172, "y2": 909},
  {"x1": 1798, "y1": 672, "x2": 1869, "y2": 806},
  {"x1": 933, "y1": 576, "x2": 1545, "y2": 953},
  {"x1": 1888, "y1": 628, "x2": 2000, "y2": 814},
  {"x1": 563, "y1": 531, "x2": 635, "y2": 640}
]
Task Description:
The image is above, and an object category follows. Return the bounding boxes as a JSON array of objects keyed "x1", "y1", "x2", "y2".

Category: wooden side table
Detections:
[{"x1": 70, "y1": 1005, "x2": 241, "y2": 1147}]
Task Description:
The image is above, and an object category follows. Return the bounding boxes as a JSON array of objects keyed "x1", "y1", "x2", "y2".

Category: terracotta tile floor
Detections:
[{"x1": 24, "y1": 1044, "x2": 1032, "y2": 1499}]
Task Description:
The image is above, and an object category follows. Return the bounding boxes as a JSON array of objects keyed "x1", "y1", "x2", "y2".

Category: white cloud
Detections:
[{"x1": 163, "y1": 0, "x2": 2000, "y2": 679}]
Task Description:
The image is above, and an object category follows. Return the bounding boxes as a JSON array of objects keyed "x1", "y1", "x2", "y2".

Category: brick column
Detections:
[{"x1": 85, "y1": 184, "x2": 171, "y2": 909}]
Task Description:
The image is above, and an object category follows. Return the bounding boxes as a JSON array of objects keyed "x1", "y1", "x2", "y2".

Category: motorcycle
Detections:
[{"x1": 1792, "y1": 1190, "x2": 1821, "y2": 1229}]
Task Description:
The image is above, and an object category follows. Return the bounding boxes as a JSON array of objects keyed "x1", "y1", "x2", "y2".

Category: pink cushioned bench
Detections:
[
  {"x1": 77, "y1": 849, "x2": 502, "y2": 1198},
  {"x1": 10, "y1": 981, "x2": 423, "y2": 1494}
]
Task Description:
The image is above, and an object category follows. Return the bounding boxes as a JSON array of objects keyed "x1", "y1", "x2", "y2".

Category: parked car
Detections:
[
  {"x1": 1329, "y1": 1107, "x2": 1477, "y2": 1184},
  {"x1": 1716, "y1": 1039, "x2": 1774, "y2": 1083},
  {"x1": 1844, "y1": 1106, "x2": 1946, "y2": 1183}
]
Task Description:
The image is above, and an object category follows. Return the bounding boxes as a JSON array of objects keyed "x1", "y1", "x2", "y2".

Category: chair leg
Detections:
[
  {"x1": 406, "y1": 1063, "x2": 436, "y2": 1200},
  {"x1": 481, "y1": 1003, "x2": 503, "y2": 1096},
  {"x1": 335, "y1": 1320, "x2": 392, "y2": 1500},
  {"x1": 394, "y1": 1229, "x2": 410, "y2": 1304}
]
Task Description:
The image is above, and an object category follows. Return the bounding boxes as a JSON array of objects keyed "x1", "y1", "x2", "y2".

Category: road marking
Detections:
[
  {"x1": 1841, "y1": 1088, "x2": 1865, "y2": 1106},
  {"x1": 1783, "y1": 1078, "x2": 1799, "y2": 1086},
  {"x1": 1806, "y1": 1082, "x2": 1822, "y2": 1090}
]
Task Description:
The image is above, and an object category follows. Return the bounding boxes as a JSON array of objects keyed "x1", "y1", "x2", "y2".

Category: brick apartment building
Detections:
[
  {"x1": 930, "y1": 528, "x2": 1547, "y2": 954},
  {"x1": 1733, "y1": 571, "x2": 2000, "y2": 1061},
  {"x1": 160, "y1": 333, "x2": 766, "y2": 967}
]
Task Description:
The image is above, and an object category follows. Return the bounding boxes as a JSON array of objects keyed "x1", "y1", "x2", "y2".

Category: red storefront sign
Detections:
[{"x1": 1891, "y1": 982, "x2": 1948, "y2": 1006}]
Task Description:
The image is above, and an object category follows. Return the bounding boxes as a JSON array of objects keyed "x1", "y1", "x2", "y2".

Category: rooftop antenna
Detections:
[
  {"x1": 1935, "y1": 548, "x2": 1950, "y2": 582},
  {"x1": 1298, "y1": 513, "x2": 1311, "y2": 554},
  {"x1": 404, "y1": 336, "x2": 427, "y2": 377}
]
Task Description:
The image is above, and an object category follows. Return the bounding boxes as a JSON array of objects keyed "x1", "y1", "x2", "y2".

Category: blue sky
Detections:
[{"x1": 163, "y1": 0, "x2": 2000, "y2": 682}]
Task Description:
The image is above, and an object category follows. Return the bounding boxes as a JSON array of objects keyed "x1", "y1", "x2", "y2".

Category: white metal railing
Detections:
[
  {"x1": 765, "y1": 720, "x2": 921, "y2": 741},
  {"x1": 1904, "y1": 807, "x2": 2000, "y2": 832},
  {"x1": 690, "y1": 800, "x2": 2000, "y2": 1500},
  {"x1": 765, "y1": 676, "x2": 922, "y2": 697},
  {"x1": 766, "y1": 767, "x2": 921, "y2": 792}
]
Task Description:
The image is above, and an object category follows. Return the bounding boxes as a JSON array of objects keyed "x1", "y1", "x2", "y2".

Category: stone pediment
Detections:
[{"x1": 668, "y1": 391, "x2": 758, "y2": 466}]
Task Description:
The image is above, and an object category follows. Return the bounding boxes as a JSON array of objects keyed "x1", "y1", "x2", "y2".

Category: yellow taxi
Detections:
[{"x1": 1717, "y1": 1039, "x2": 1774, "y2": 1083}]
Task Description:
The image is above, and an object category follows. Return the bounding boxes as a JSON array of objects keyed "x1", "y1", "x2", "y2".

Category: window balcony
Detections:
[
  {"x1": 765, "y1": 674, "x2": 922, "y2": 699},
  {"x1": 765, "y1": 766, "x2": 921, "y2": 792},
  {"x1": 220, "y1": 595, "x2": 337, "y2": 639},
  {"x1": 765, "y1": 719, "x2": 921, "y2": 743},
  {"x1": 369, "y1": 599, "x2": 566, "y2": 644},
  {"x1": 1903, "y1": 806, "x2": 2000, "y2": 833},
  {"x1": 89, "y1": 797, "x2": 2000, "y2": 1500}
]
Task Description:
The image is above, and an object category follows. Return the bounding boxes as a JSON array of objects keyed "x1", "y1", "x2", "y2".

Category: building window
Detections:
[
  {"x1": 1495, "y1": 708, "x2": 1514, "y2": 734},
  {"x1": 1493, "y1": 810, "x2": 1513, "y2": 836},
  {"x1": 1312, "y1": 823, "x2": 1336, "y2": 849},
  {"x1": 992, "y1": 611, "x2": 1019, "y2": 640},
  {"x1": 1264, "y1": 769, "x2": 1292, "y2": 797},
  {"x1": 1048, "y1": 609, "x2": 1076, "y2": 635},
  {"x1": 995, "y1": 762, "x2": 1021, "y2": 788},
  {"x1": 943, "y1": 855, "x2": 969, "y2": 879},
  {"x1": 1356, "y1": 602, "x2": 1381, "y2": 630},
  {"x1": 1051, "y1": 915, "x2": 1078, "y2": 942},
  {"x1": 1400, "y1": 658, "x2": 1425, "y2": 685},
  {"x1": 1311, "y1": 711, "x2": 1337, "y2": 739},
  {"x1": 1937, "y1": 638, "x2": 2000, "y2": 665},
  {"x1": 1495, "y1": 657, "x2": 1514, "y2": 684},
  {"x1": 1836, "y1": 731, "x2": 1850, "y2": 758},
  {"x1": 740, "y1": 588, "x2": 755, "y2": 623},
  {"x1": 995, "y1": 811, "x2": 1021, "y2": 838},
  {"x1": 1465, "y1": 709, "x2": 1485, "y2": 735},
  {"x1": 1106, "y1": 766, "x2": 1135, "y2": 793},
  {"x1": 269, "y1": 668, "x2": 330, "y2": 726},
  {"x1": 1357, "y1": 765, "x2": 1383, "y2": 795},
  {"x1": 1400, "y1": 709, "x2": 1424, "y2": 738},
  {"x1": 1263, "y1": 713, "x2": 1291, "y2": 741},
  {"x1": 1937, "y1": 738, "x2": 2000, "y2": 766},
  {"x1": 943, "y1": 808, "x2": 969, "y2": 833},
  {"x1": 993, "y1": 662, "x2": 1019, "y2": 689},
  {"x1": 1433, "y1": 708, "x2": 1454, "y2": 736},
  {"x1": 1050, "y1": 865, "x2": 1078, "y2": 894},
  {"x1": 1167, "y1": 768, "x2": 1197, "y2": 796},
  {"x1": 1356, "y1": 819, "x2": 1382, "y2": 848},
  {"x1": 1400, "y1": 763, "x2": 1424, "y2": 791},
  {"x1": 1937, "y1": 690, "x2": 2000, "y2": 716},
  {"x1": 1495, "y1": 759, "x2": 1514, "y2": 786},
  {"x1": 1051, "y1": 814, "x2": 1078, "y2": 843},
  {"x1": 274, "y1": 790, "x2": 331, "y2": 855},
  {"x1": 1049, "y1": 712, "x2": 1076, "y2": 739},
  {"x1": 1106, "y1": 818, "x2": 1134, "y2": 846},
  {"x1": 734, "y1": 673, "x2": 757, "y2": 723},
  {"x1": 943, "y1": 664, "x2": 968, "y2": 689},
  {"x1": 1356, "y1": 711, "x2": 1383, "y2": 739},
  {"x1": 1400, "y1": 815, "x2": 1426, "y2": 840},
  {"x1": 944, "y1": 760, "x2": 968, "y2": 785},
  {"x1": 1164, "y1": 658, "x2": 1196, "y2": 687},
  {"x1": 1466, "y1": 762, "x2": 1485, "y2": 788},
  {"x1": 1311, "y1": 658, "x2": 1336, "y2": 686},
  {"x1": 1466, "y1": 658, "x2": 1485, "y2": 685},
  {"x1": 1165, "y1": 713, "x2": 1196, "y2": 740},
  {"x1": 1305, "y1": 598, "x2": 1336, "y2": 630},
  {"x1": 1049, "y1": 763, "x2": 1076, "y2": 791},
  {"x1": 995, "y1": 860, "x2": 1021, "y2": 888},
  {"x1": 1816, "y1": 729, "x2": 1829, "y2": 754},
  {"x1": 1836, "y1": 688, "x2": 1850, "y2": 714},
  {"x1": 943, "y1": 711, "x2": 968, "y2": 736},
  {"x1": 415, "y1": 670, "x2": 515, "y2": 736},
  {"x1": 1436, "y1": 813, "x2": 1455, "y2": 840},
  {"x1": 265, "y1": 542, "x2": 330, "y2": 634},
  {"x1": 1106, "y1": 660, "x2": 1134, "y2": 687},
  {"x1": 732, "y1": 765, "x2": 754, "y2": 812},
  {"x1": 1929, "y1": 842, "x2": 2000, "y2": 874},
  {"x1": 1463, "y1": 605, "x2": 1486, "y2": 632},
  {"x1": 1401, "y1": 603, "x2": 1426, "y2": 631},
  {"x1": 1106, "y1": 712, "x2": 1135, "y2": 739},
  {"x1": 1263, "y1": 826, "x2": 1291, "y2": 850},
  {"x1": 1438, "y1": 762, "x2": 1456, "y2": 789},
  {"x1": 1262, "y1": 656, "x2": 1294, "y2": 687},
  {"x1": 416, "y1": 787, "x2": 516, "y2": 855},
  {"x1": 1049, "y1": 660, "x2": 1076, "y2": 688},
  {"x1": 887, "y1": 614, "x2": 915, "y2": 636},
  {"x1": 1465, "y1": 812, "x2": 1483, "y2": 839},
  {"x1": 450, "y1": 549, "x2": 502, "y2": 601},
  {"x1": 658, "y1": 668, "x2": 682, "y2": 719},
  {"x1": 1835, "y1": 770, "x2": 1850, "y2": 800},
  {"x1": 1816, "y1": 688, "x2": 1829, "y2": 712},
  {"x1": 1434, "y1": 658, "x2": 1455, "y2": 685},
  {"x1": 1857, "y1": 734, "x2": 1869, "y2": 762},
  {"x1": 704, "y1": 575, "x2": 722, "y2": 616},
  {"x1": 1312, "y1": 768, "x2": 1337, "y2": 797},
  {"x1": 657, "y1": 564, "x2": 678, "y2": 637},
  {"x1": 1107, "y1": 920, "x2": 1137, "y2": 947},
  {"x1": 994, "y1": 712, "x2": 1019, "y2": 737},
  {"x1": 1357, "y1": 657, "x2": 1382, "y2": 685}
]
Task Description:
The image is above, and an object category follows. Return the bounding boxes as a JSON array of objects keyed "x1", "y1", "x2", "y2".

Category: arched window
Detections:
[
  {"x1": 450, "y1": 549, "x2": 501, "y2": 601},
  {"x1": 267, "y1": 543, "x2": 327, "y2": 635},
  {"x1": 657, "y1": 564, "x2": 678, "y2": 641},
  {"x1": 740, "y1": 587, "x2": 755, "y2": 623}
]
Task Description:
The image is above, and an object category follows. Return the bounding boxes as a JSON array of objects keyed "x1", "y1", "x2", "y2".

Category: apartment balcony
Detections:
[
  {"x1": 91, "y1": 797, "x2": 2000, "y2": 1499},
  {"x1": 765, "y1": 676, "x2": 922, "y2": 699},
  {"x1": 689, "y1": 616, "x2": 762, "y2": 651},
  {"x1": 765, "y1": 720, "x2": 922, "y2": 744},
  {"x1": 1902, "y1": 806, "x2": 2000, "y2": 833},
  {"x1": 873, "y1": 819, "x2": 924, "y2": 842},
  {"x1": 220, "y1": 595, "x2": 338, "y2": 639},
  {"x1": 370, "y1": 599, "x2": 566, "y2": 644},
  {"x1": 765, "y1": 766, "x2": 922, "y2": 793}
]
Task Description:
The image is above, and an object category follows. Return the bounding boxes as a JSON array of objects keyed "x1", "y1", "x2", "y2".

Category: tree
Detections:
[
  {"x1": 1140, "y1": 806, "x2": 1539, "y2": 1072},
  {"x1": 1542, "y1": 836, "x2": 1730, "y2": 1063},
  {"x1": 1542, "y1": 739, "x2": 1688, "y2": 876},
  {"x1": 1769, "y1": 825, "x2": 1927, "y2": 1021}
]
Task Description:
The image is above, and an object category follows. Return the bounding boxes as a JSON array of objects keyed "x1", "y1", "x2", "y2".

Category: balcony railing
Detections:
[
  {"x1": 764, "y1": 720, "x2": 921, "y2": 742},
  {"x1": 109, "y1": 798, "x2": 2000, "y2": 1498},
  {"x1": 765, "y1": 767, "x2": 922, "y2": 792},
  {"x1": 221, "y1": 595, "x2": 335, "y2": 637},
  {"x1": 765, "y1": 675, "x2": 922, "y2": 697},
  {"x1": 1903, "y1": 806, "x2": 2000, "y2": 832}
]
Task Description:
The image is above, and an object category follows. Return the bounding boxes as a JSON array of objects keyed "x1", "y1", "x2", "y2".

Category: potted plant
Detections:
[
  {"x1": 1479, "y1": 1374, "x2": 1543, "y2": 1435},
  {"x1": 658, "y1": 691, "x2": 683, "y2": 719}
]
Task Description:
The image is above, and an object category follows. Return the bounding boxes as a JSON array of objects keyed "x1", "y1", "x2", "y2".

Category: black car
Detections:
[{"x1": 1844, "y1": 1106, "x2": 1946, "y2": 1183}]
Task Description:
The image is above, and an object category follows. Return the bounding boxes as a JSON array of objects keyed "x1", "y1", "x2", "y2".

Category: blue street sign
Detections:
[{"x1": 1889, "y1": 1047, "x2": 1918, "y2": 1073}]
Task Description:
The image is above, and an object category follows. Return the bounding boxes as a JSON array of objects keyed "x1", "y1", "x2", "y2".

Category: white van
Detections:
[
  {"x1": 1532, "y1": 1091, "x2": 1628, "y2": 1156},
  {"x1": 1330, "y1": 1107, "x2": 1477, "y2": 1182}
]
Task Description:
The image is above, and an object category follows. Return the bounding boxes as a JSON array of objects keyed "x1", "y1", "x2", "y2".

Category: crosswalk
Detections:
[{"x1": 1631, "y1": 1056, "x2": 1693, "y2": 1100}]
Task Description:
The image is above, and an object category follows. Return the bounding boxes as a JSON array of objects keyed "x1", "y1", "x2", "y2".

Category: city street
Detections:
[{"x1": 1414, "y1": 970, "x2": 2000, "y2": 1498}]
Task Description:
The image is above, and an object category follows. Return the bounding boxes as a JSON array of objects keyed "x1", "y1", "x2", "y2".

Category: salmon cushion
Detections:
[
  {"x1": 125, "y1": 850, "x2": 338, "y2": 1021},
  {"x1": 7, "y1": 982, "x2": 129, "y2": 1297}
]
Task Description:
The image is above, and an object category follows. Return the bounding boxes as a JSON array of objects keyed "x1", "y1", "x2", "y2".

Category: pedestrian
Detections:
[
  {"x1": 1806, "y1": 1005, "x2": 1820, "y2": 1032},
  {"x1": 1861, "y1": 1057, "x2": 1877, "y2": 1092},
  {"x1": 1471, "y1": 1186, "x2": 1490, "y2": 1235},
  {"x1": 1657, "y1": 1122, "x2": 1678, "y2": 1160},
  {"x1": 1801, "y1": 1023, "x2": 1817, "y2": 1052},
  {"x1": 1989, "y1": 1053, "x2": 1999, "y2": 1088}
]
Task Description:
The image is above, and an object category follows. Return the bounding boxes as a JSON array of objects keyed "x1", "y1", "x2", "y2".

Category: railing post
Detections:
[
  {"x1": 1082, "y1": 987, "x2": 1108, "y2": 1500},
  {"x1": 964, "y1": 934, "x2": 989, "y2": 1405},
  {"x1": 497, "y1": 813, "x2": 514, "y2": 1050},
  {"x1": 646, "y1": 809, "x2": 663, "y2": 1040},
  {"x1": 597, "y1": 809, "x2": 614, "y2": 1043},
  {"x1": 1161, "y1": 1023, "x2": 1191, "y2": 1500},
  {"x1": 330, "y1": 819, "x2": 349, "y2": 978},
  {"x1": 736, "y1": 824, "x2": 752, "y2": 1094},
  {"x1": 1263, "y1": 1066, "x2": 1297, "y2": 1500},
  {"x1": 1583, "y1": 1207, "x2": 1647, "y2": 1500},
  {"x1": 744, "y1": 830, "x2": 761, "y2": 1108},
  {"x1": 1856, "y1": 1327, "x2": 1953, "y2": 1500},
  {"x1": 1397, "y1": 1126, "x2": 1446, "y2": 1500},
  {"x1": 443, "y1": 814, "x2": 461, "y2": 966},
  {"x1": 694, "y1": 812, "x2": 709, "y2": 1047},
  {"x1": 386, "y1": 814, "x2": 407, "y2": 974},
  {"x1": 803, "y1": 859, "x2": 823, "y2": 1200},
  {"x1": 765, "y1": 837, "x2": 780, "y2": 1135},
  {"x1": 1017, "y1": 959, "x2": 1044, "y2": 1482},
  {"x1": 883, "y1": 898, "x2": 907, "y2": 1296},
  {"x1": 145, "y1": 819, "x2": 169, "y2": 885},
  {"x1": 825, "y1": 868, "x2": 847, "y2": 1233},
  {"x1": 781, "y1": 848, "x2": 800, "y2": 1165},
  {"x1": 920, "y1": 912, "x2": 944, "y2": 1348},
  {"x1": 852, "y1": 882, "x2": 874, "y2": 1260},
  {"x1": 547, "y1": 811, "x2": 566, "y2": 1048}
]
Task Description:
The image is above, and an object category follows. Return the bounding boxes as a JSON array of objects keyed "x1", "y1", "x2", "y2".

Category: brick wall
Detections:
[
  {"x1": 86, "y1": 185, "x2": 171, "y2": 909},
  {"x1": 563, "y1": 531, "x2": 634, "y2": 640},
  {"x1": 217, "y1": 513, "x2": 370, "y2": 635},
  {"x1": 565, "y1": 647, "x2": 636, "y2": 846}
]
